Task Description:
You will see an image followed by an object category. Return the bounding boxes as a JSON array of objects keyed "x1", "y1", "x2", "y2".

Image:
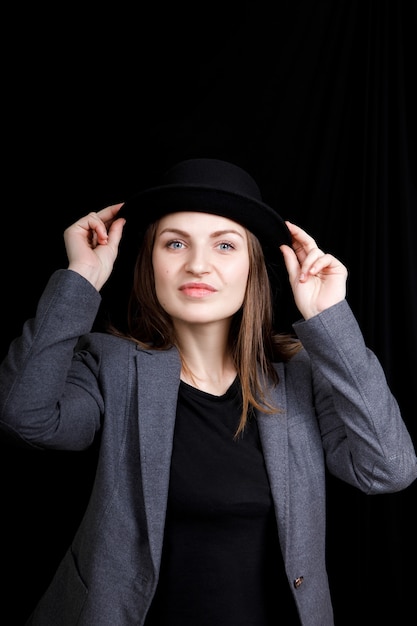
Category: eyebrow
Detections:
[{"x1": 158, "y1": 227, "x2": 245, "y2": 239}]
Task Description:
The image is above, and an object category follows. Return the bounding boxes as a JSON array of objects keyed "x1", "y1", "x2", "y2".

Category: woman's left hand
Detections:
[{"x1": 280, "y1": 221, "x2": 348, "y2": 320}]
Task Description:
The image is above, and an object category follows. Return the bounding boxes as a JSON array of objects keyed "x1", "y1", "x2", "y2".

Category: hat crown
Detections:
[{"x1": 161, "y1": 158, "x2": 263, "y2": 202}]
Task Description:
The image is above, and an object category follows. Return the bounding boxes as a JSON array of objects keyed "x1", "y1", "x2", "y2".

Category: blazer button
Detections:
[{"x1": 293, "y1": 576, "x2": 304, "y2": 589}]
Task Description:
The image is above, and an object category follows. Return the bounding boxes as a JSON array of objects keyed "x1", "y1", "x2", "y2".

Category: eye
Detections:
[
  {"x1": 217, "y1": 242, "x2": 235, "y2": 251},
  {"x1": 167, "y1": 240, "x2": 185, "y2": 249}
]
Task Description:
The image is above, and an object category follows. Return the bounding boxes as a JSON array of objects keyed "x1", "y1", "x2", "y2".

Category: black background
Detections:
[{"x1": 1, "y1": 1, "x2": 417, "y2": 624}]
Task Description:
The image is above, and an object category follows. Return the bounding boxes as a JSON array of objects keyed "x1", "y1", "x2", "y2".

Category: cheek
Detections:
[
  {"x1": 154, "y1": 273, "x2": 167, "y2": 296},
  {"x1": 237, "y1": 263, "x2": 250, "y2": 287},
  {"x1": 153, "y1": 258, "x2": 170, "y2": 286},
  {"x1": 153, "y1": 263, "x2": 176, "y2": 310},
  {"x1": 228, "y1": 265, "x2": 249, "y2": 300}
]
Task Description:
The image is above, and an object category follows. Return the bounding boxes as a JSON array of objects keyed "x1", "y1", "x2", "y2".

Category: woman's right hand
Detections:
[{"x1": 64, "y1": 203, "x2": 125, "y2": 291}]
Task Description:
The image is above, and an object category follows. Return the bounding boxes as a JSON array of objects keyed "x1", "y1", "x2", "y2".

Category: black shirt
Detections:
[{"x1": 144, "y1": 378, "x2": 300, "y2": 625}]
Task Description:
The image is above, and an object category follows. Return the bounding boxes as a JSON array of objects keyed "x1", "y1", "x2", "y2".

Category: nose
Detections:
[{"x1": 185, "y1": 247, "x2": 210, "y2": 275}]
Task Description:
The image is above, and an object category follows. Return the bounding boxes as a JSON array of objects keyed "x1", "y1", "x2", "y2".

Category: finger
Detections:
[
  {"x1": 77, "y1": 204, "x2": 124, "y2": 246},
  {"x1": 106, "y1": 214, "x2": 126, "y2": 250},
  {"x1": 301, "y1": 249, "x2": 329, "y2": 277},
  {"x1": 310, "y1": 253, "x2": 348, "y2": 278},
  {"x1": 285, "y1": 221, "x2": 320, "y2": 257},
  {"x1": 81, "y1": 212, "x2": 111, "y2": 246},
  {"x1": 285, "y1": 221, "x2": 332, "y2": 278},
  {"x1": 96, "y1": 202, "x2": 124, "y2": 226},
  {"x1": 279, "y1": 244, "x2": 302, "y2": 282}
]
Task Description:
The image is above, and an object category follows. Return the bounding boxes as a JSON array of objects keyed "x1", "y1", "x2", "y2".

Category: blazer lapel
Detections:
[
  {"x1": 256, "y1": 362, "x2": 290, "y2": 554},
  {"x1": 135, "y1": 347, "x2": 182, "y2": 570}
]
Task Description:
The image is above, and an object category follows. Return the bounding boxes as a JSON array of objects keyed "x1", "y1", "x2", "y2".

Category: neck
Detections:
[{"x1": 175, "y1": 321, "x2": 236, "y2": 395}]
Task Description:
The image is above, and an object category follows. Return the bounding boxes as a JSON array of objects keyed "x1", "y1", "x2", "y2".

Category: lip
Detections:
[{"x1": 179, "y1": 282, "x2": 217, "y2": 298}]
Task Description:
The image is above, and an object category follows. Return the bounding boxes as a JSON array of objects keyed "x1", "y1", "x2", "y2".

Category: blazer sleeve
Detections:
[
  {"x1": 293, "y1": 299, "x2": 417, "y2": 494},
  {"x1": 0, "y1": 269, "x2": 104, "y2": 451}
]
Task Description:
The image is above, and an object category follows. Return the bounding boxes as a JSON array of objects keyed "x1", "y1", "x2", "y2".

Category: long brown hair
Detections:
[{"x1": 110, "y1": 220, "x2": 302, "y2": 436}]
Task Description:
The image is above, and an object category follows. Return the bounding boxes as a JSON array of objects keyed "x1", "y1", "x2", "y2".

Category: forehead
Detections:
[{"x1": 156, "y1": 211, "x2": 247, "y2": 236}]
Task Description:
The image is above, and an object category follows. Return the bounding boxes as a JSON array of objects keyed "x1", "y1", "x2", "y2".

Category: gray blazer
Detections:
[{"x1": 1, "y1": 269, "x2": 416, "y2": 626}]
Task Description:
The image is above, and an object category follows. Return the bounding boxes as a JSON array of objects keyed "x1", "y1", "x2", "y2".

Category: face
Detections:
[{"x1": 152, "y1": 212, "x2": 250, "y2": 328}]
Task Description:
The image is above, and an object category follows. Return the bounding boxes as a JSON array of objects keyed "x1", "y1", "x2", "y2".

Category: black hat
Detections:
[{"x1": 119, "y1": 158, "x2": 292, "y2": 269}]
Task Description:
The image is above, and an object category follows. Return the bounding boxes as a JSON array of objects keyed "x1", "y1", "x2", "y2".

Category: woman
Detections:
[{"x1": 0, "y1": 158, "x2": 416, "y2": 625}]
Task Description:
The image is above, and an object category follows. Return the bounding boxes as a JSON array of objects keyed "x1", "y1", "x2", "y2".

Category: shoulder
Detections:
[{"x1": 75, "y1": 333, "x2": 180, "y2": 366}]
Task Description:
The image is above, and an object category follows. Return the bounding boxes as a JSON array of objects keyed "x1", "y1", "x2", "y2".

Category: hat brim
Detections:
[{"x1": 119, "y1": 184, "x2": 292, "y2": 267}]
